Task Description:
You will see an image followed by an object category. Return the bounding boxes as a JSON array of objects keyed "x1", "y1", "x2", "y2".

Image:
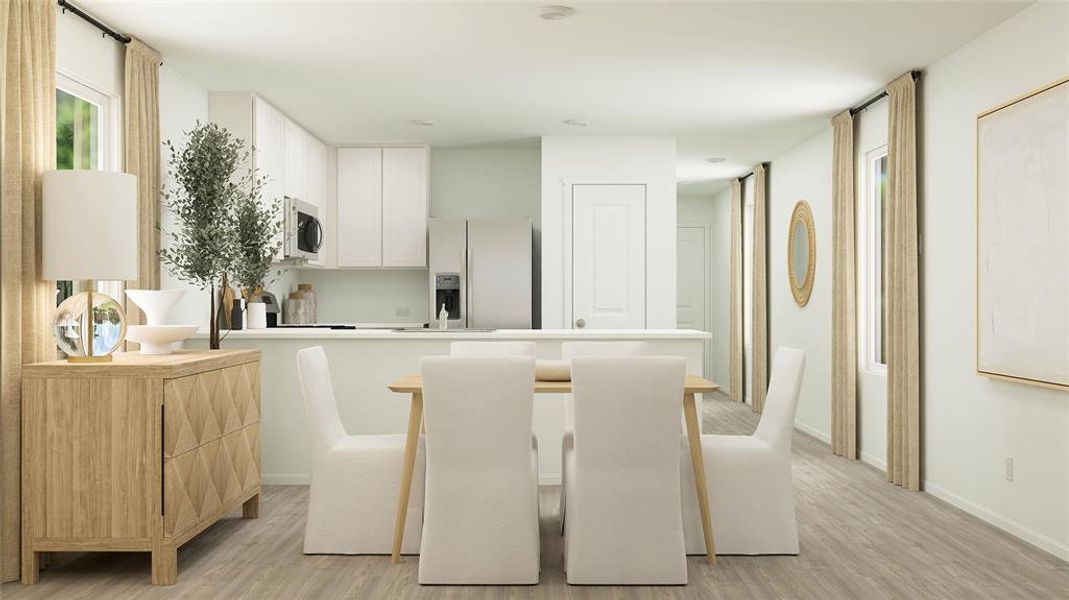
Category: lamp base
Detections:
[{"x1": 66, "y1": 354, "x2": 113, "y2": 363}]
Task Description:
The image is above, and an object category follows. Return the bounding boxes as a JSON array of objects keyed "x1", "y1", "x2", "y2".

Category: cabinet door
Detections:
[
  {"x1": 381, "y1": 147, "x2": 428, "y2": 267},
  {"x1": 283, "y1": 120, "x2": 306, "y2": 201},
  {"x1": 253, "y1": 98, "x2": 286, "y2": 261},
  {"x1": 336, "y1": 147, "x2": 383, "y2": 267},
  {"x1": 305, "y1": 136, "x2": 329, "y2": 266}
]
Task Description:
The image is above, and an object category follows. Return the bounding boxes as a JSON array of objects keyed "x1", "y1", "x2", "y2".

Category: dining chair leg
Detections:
[
  {"x1": 392, "y1": 392, "x2": 423, "y2": 563},
  {"x1": 683, "y1": 392, "x2": 717, "y2": 564}
]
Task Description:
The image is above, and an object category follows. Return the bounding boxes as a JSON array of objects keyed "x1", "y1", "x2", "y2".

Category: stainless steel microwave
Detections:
[{"x1": 284, "y1": 197, "x2": 322, "y2": 261}]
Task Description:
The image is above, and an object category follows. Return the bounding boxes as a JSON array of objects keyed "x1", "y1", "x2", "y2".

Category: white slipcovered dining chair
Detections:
[
  {"x1": 295, "y1": 346, "x2": 425, "y2": 554},
  {"x1": 681, "y1": 346, "x2": 806, "y2": 555},
  {"x1": 450, "y1": 341, "x2": 537, "y2": 358},
  {"x1": 559, "y1": 341, "x2": 650, "y2": 525},
  {"x1": 418, "y1": 356, "x2": 540, "y2": 584},
  {"x1": 563, "y1": 356, "x2": 688, "y2": 585}
]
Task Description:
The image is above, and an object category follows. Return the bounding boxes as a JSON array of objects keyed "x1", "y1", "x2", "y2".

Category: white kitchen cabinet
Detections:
[
  {"x1": 209, "y1": 93, "x2": 328, "y2": 266},
  {"x1": 335, "y1": 146, "x2": 428, "y2": 268},
  {"x1": 336, "y1": 147, "x2": 383, "y2": 267},
  {"x1": 251, "y1": 97, "x2": 286, "y2": 261},
  {"x1": 283, "y1": 120, "x2": 307, "y2": 201},
  {"x1": 381, "y1": 147, "x2": 429, "y2": 267},
  {"x1": 304, "y1": 136, "x2": 328, "y2": 266}
]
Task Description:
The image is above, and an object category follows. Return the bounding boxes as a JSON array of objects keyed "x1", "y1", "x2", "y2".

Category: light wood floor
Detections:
[{"x1": 5, "y1": 394, "x2": 1067, "y2": 599}]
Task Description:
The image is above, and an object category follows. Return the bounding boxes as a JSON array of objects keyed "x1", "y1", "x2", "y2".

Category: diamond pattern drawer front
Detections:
[
  {"x1": 164, "y1": 362, "x2": 261, "y2": 458},
  {"x1": 165, "y1": 426, "x2": 261, "y2": 538}
]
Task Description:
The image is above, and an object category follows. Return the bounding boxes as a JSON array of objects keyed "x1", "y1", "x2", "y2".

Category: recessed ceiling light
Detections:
[
  {"x1": 410, "y1": 119, "x2": 436, "y2": 127},
  {"x1": 539, "y1": 5, "x2": 575, "y2": 21},
  {"x1": 563, "y1": 119, "x2": 589, "y2": 127},
  {"x1": 705, "y1": 157, "x2": 726, "y2": 164}
]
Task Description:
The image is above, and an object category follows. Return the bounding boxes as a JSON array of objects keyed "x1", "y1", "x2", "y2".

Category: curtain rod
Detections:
[
  {"x1": 849, "y1": 70, "x2": 922, "y2": 116},
  {"x1": 58, "y1": 0, "x2": 131, "y2": 44},
  {"x1": 735, "y1": 161, "x2": 770, "y2": 182}
]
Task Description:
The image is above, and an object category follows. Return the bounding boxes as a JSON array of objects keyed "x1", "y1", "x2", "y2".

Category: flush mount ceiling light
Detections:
[
  {"x1": 410, "y1": 119, "x2": 437, "y2": 127},
  {"x1": 539, "y1": 5, "x2": 576, "y2": 21},
  {"x1": 705, "y1": 157, "x2": 726, "y2": 164},
  {"x1": 563, "y1": 118, "x2": 589, "y2": 127}
]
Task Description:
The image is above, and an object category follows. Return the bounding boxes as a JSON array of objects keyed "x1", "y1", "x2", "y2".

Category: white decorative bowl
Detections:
[
  {"x1": 125, "y1": 289, "x2": 185, "y2": 326},
  {"x1": 125, "y1": 325, "x2": 198, "y2": 355}
]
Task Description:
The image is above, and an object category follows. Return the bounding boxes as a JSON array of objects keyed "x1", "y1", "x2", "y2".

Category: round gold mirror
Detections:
[{"x1": 788, "y1": 201, "x2": 815, "y2": 307}]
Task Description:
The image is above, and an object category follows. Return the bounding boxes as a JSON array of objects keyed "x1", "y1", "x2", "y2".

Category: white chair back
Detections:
[
  {"x1": 561, "y1": 341, "x2": 649, "y2": 360},
  {"x1": 565, "y1": 355, "x2": 688, "y2": 583},
  {"x1": 418, "y1": 355, "x2": 540, "y2": 583},
  {"x1": 570, "y1": 355, "x2": 685, "y2": 477},
  {"x1": 754, "y1": 346, "x2": 806, "y2": 455},
  {"x1": 450, "y1": 341, "x2": 537, "y2": 357},
  {"x1": 295, "y1": 346, "x2": 347, "y2": 452}
]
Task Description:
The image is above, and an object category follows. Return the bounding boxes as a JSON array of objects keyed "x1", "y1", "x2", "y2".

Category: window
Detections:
[
  {"x1": 55, "y1": 73, "x2": 121, "y2": 305},
  {"x1": 861, "y1": 146, "x2": 888, "y2": 372}
]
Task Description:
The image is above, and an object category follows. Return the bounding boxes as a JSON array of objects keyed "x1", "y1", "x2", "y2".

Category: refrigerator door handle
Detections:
[{"x1": 466, "y1": 247, "x2": 473, "y2": 327}]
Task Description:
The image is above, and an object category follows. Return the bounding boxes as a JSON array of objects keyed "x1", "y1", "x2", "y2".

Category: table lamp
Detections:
[{"x1": 42, "y1": 170, "x2": 138, "y2": 362}]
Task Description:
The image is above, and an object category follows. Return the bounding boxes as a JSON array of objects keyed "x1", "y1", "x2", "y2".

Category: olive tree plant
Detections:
[{"x1": 160, "y1": 121, "x2": 281, "y2": 349}]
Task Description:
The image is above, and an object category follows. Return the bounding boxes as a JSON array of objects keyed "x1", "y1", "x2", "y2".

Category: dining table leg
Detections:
[
  {"x1": 683, "y1": 392, "x2": 717, "y2": 564},
  {"x1": 391, "y1": 391, "x2": 423, "y2": 564}
]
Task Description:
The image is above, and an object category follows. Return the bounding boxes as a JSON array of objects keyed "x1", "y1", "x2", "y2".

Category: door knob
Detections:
[{"x1": 575, "y1": 318, "x2": 586, "y2": 329}]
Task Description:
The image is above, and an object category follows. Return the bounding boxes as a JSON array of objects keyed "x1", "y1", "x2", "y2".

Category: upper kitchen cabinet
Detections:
[
  {"x1": 336, "y1": 146, "x2": 428, "y2": 268},
  {"x1": 209, "y1": 93, "x2": 327, "y2": 264}
]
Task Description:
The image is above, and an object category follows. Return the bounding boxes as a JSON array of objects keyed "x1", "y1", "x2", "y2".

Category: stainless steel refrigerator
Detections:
[{"x1": 429, "y1": 218, "x2": 532, "y2": 329}]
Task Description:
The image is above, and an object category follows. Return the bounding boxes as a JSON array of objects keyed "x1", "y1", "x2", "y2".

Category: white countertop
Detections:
[{"x1": 192, "y1": 327, "x2": 712, "y2": 340}]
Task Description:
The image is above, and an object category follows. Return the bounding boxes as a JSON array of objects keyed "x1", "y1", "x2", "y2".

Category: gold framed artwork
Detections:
[
  {"x1": 975, "y1": 75, "x2": 1069, "y2": 391},
  {"x1": 788, "y1": 200, "x2": 815, "y2": 307}
]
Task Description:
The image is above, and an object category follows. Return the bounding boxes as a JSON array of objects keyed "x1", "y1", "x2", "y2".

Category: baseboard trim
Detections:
[
  {"x1": 792, "y1": 420, "x2": 831, "y2": 444},
  {"x1": 263, "y1": 473, "x2": 311, "y2": 485},
  {"x1": 860, "y1": 450, "x2": 887, "y2": 472},
  {"x1": 923, "y1": 482, "x2": 1069, "y2": 563}
]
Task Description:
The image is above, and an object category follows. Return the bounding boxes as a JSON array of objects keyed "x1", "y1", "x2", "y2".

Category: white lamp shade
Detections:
[{"x1": 42, "y1": 170, "x2": 139, "y2": 281}]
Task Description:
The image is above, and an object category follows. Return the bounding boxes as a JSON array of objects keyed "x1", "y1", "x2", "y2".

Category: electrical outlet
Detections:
[
  {"x1": 1005, "y1": 456, "x2": 1014, "y2": 482},
  {"x1": 396, "y1": 307, "x2": 410, "y2": 318}
]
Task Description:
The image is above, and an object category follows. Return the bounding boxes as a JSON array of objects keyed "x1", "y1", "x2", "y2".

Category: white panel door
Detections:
[
  {"x1": 253, "y1": 98, "x2": 285, "y2": 261},
  {"x1": 570, "y1": 184, "x2": 646, "y2": 329},
  {"x1": 336, "y1": 147, "x2": 383, "y2": 267},
  {"x1": 677, "y1": 226, "x2": 709, "y2": 376},
  {"x1": 676, "y1": 226, "x2": 706, "y2": 330},
  {"x1": 381, "y1": 147, "x2": 428, "y2": 267}
]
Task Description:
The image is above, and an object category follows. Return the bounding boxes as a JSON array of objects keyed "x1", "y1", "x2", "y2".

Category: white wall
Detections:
[
  {"x1": 540, "y1": 136, "x2": 678, "y2": 329},
  {"x1": 301, "y1": 147, "x2": 542, "y2": 324},
  {"x1": 919, "y1": 2, "x2": 1069, "y2": 560},
  {"x1": 56, "y1": 6, "x2": 123, "y2": 102},
  {"x1": 766, "y1": 128, "x2": 834, "y2": 444},
  {"x1": 761, "y1": 2, "x2": 1069, "y2": 561},
  {"x1": 678, "y1": 191, "x2": 731, "y2": 384},
  {"x1": 158, "y1": 66, "x2": 212, "y2": 325}
]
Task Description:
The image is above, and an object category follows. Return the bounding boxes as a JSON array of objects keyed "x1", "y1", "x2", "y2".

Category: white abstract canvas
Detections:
[{"x1": 976, "y1": 77, "x2": 1069, "y2": 389}]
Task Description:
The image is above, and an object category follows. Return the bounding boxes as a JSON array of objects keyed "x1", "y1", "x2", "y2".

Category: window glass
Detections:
[{"x1": 864, "y1": 148, "x2": 889, "y2": 369}]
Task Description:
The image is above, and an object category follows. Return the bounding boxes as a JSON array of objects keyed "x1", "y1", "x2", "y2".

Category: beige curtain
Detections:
[
  {"x1": 0, "y1": 0, "x2": 57, "y2": 582},
  {"x1": 831, "y1": 111, "x2": 858, "y2": 459},
  {"x1": 751, "y1": 164, "x2": 769, "y2": 414},
  {"x1": 886, "y1": 73, "x2": 921, "y2": 490},
  {"x1": 728, "y1": 178, "x2": 744, "y2": 401},
  {"x1": 124, "y1": 38, "x2": 162, "y2": 331}
]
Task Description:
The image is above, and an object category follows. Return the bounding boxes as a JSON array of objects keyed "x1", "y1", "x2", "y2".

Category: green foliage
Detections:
[{"x1": 159, "y1": 121, "x2": 282, "y2": 294}]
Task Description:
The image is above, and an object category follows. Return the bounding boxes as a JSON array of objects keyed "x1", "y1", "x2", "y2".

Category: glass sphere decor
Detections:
[{"x1": 52, "y1": 291, "x2": 126, "y2": 359}]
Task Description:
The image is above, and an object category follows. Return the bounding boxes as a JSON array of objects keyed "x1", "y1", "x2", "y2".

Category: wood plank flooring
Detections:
[{"x1": 4, "y1": 394, "x2": 1067, "y2": 599}]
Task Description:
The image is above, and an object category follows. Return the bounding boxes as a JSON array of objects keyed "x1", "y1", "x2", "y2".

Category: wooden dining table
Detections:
[{"x1": 387, "y1": 374, "x2": 721, "y2": 565}]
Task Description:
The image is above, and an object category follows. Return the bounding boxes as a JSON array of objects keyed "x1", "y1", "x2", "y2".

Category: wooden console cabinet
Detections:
[{"x1": 20, "y1": 350, "x2": 261, "y2": 585}]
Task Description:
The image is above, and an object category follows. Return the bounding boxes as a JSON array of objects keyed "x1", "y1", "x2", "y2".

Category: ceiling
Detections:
[{"x1": 80, "y1": 1, "x2": 1029, "y2": 195}]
